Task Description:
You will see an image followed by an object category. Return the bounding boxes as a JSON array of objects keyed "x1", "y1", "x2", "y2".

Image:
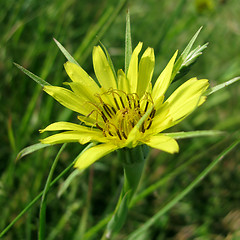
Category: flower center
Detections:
[{"x1": 87, "y1": 89, "x2": 155, "y2": 140}]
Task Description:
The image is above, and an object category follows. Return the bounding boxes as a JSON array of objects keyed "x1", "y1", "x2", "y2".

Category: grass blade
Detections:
[
  {"x1": 0, "y1": 143, "x2": 95, "y2": 238},
  {"x1": 38, "y1": 143, "x2": 67, "y2": 240},
  {"x1": 57, "y1": 169, "x2": 82, "y2": 198},
  {"x1": 127, "y1": 140, "x2": 240, "y2": 240}
]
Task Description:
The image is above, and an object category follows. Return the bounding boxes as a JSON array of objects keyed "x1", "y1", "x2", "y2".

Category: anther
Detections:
[
  {"x1": 126, "y1": 95, "x2": 131, "y2": 108},
  {"x1": 96, "y1": 123, "x2": 103, "y2": 131},
  {"x1": 122, "y1": 131, "x2": 127, "y2": 139},
  {"x1": 103, "y1": 104, "x2": 112, "y2": 119},
  {"x1": 111, "y1": 106, "x2": 116, "y2": 114},
  {"x1": 150, "y1": 108, "x2": 156, "y2": 118},
  {"x1": 113, "y1": 97, "x2": 120, "y2": 110},
  {"x1": 144, "y1": 101, "x2": 149, "y2": 113},
  {"x1": 101, "y1": 111, "x2": 108, "y2": 122},
  {"x1": 116, "y1": 130, "x2": 122, "y2": 140},
  {"x1": 119, "y1": 96, "x2": 125, "y2": 108}
]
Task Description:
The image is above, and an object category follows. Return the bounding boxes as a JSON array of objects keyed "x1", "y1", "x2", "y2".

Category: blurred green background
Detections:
[{"x1": 0, "y1": 0, "x2": 240, "y2": 239}]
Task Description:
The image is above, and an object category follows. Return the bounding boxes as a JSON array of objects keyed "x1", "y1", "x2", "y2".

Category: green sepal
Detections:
[
  {"x1": 99, "y1": 41, "x2": 117, "y2": 81},
  {"x1": 16, "y1": 143, "x2": 51, "y2": 161},
  {"x1": 53, "y1": 38, "x2": 80, "y2": 66},
  {"x1": 106, "y1": 190, "x2": 131, "y2": 238},
  {"x1": 14, "y1": 63, "x2": 51, "y2": 87},
  {"x1": 171, "y1": 27, "x2": 208, "y2": 82},
  {"x1": 205, "y1": 76, "x2": 240, "y2": 96},
  {"x1": 173, "y1": 43, "x2": 208, "y2": 81},
  {"x1": 125, "y1": 9, "x2": 132, "y2": 74}
]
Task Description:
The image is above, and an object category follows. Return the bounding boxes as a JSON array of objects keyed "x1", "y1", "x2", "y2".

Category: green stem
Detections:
[
  {"x1": 38, "y1": 143, "x2": 67, "y2": 240},
  {"x1": 101, "y1": 146, "x2": 146, "y2": 239},
  {"x1": 0, "y1": 143, "x2": 95, "y2": 238}
]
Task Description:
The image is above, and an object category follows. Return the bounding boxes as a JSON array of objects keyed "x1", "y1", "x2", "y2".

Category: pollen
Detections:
[{"x1": 86, "y1": 89, "x2": 156, "y2": 140}]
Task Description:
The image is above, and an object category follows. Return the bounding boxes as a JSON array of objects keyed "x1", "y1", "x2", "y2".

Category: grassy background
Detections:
[{"x1": 1, "y1": 0, "x2": 240, "y2": 239}]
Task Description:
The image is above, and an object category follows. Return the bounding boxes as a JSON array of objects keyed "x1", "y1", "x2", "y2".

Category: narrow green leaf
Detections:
[
  {"x1": 171, "y1": 27, "x2": 202, "y2": 81},
  {"x1": 173, "y1": 42, "x2": 208, "y2": 81},
  {"x1": 205, "y1": 76, "x2": 240, "y2": 96},
  {"x1": 0, "y1": 143, "x2": 95, "y2": 238},
  {"x1": 83, "y1": 215, "x2": 112, "y2": 240},
  {"x1": 165, "y1": 130, "x2": 224, "y2": 139},
  {"x1": 99, "y1": 41, "x2": 117, "y2": 81},
  {"x1": 39, "y1": 143, "x2": 67, "y2": 240},
  {"x1": 125, "y1": 9, "x2": 132, "y2": 74},
  {"x1": 105, "y1": 191, "x2": 131, "y2": 239},
  {"x1": 53, "y1": 38, "x2": 79, "y2": 66},
  {"x1": 184, "y1": 42, "x2": 208, "y2": 66},
  {"x1": 127, "y1": 140, "x2": 240, "y2": 240},
  {"x1": 14, "y1": 63, "x2": 51, "y2": 87},
  {"x1": 57, "y1": 169, "x2": 83, "y2": 197},
  {"x1": 16, "y1": 143, "x2": 51, "y2": 161}
]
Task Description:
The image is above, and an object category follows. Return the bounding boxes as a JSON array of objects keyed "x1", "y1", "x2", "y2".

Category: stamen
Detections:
[
  {"x1": 146, "y1": 108, "x2": 156, "y2": 129},
  {"x1": 96, "y1": 123, "x2": 103, "y2": 131},
  {"x1": 150, "y1": 108, "x2": 156, "y2": 118},
  {"x1": 116, "y1": 130, "x2": 122, "y2": 140},
  {"x1": 113, "y1": 97, "x2": 120, "y2": 110},
  {"x1": 122, "y1": 131, "x2": 127, "y2": 139},
  {"x1": 85, "y1": 89, "x2": 155, "y2": 140},
  {"x1": 144, "y1": 101, "x2": 149, "y2": 113},
  {"x1": 103, "y1": 104, "x2": 112, "y2": 118},
  {"x1": 119, "y1": 96, "x2": 125, "y2": 108},
  {"x1": 111, "y1": 106, "x2": 117, "y2": 114},
  {"x1": 126, "y1": 95, "x2": 131, "y2": 108},
  {"x1": 101, "y1": 111, "x2": 107, "y2": 122}
]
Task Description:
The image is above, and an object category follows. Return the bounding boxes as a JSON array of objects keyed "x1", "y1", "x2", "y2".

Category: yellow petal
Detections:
[
  {"x1": 127, "y1": 42, "x2": 143, "y2": 93},
  {"x1": 93, "y1": 46, "x2": 117, "y2": 90},
  {"x1": 147, "y1": 115, "x2": 173, "y2": 136},
  {"x1": 64, "y1": 62, "x2": 100, "y2": 97},
  {"x1": 40, "y1": 131, "x2": 105, "y2": 145},
  {"x1": 40, "y1": 131, "x2": 92, "y2": 144},
  {"x1": 152, "y1": 51, "x2": 178, "y2": 106},
  {"x1": 39, "y1": 121, "x2": 101, "y2": 133},
  {"x1": 141, "y1": 134, "x2": 179, "y2": 154},
  {"x1": 118, "y1": 69, "x2": 129, "y2": 93},
  {"x1": 165, "y1": 78, "x2": 209, "y2": 122},
  {"x1": 74, "y1": 143, "x2": 119, "y2": 170},
  {"x1": 137, "y1": 47, "x2": 155, "y2": 98},
  {"x1": 65, "y1": 82, "x2": 96, "y2": 103},
  {"x1": 43, "y1": 86, "x2": 90, "y2": 116}
]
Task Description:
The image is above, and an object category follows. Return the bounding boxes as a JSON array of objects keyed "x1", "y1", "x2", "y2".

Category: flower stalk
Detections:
[{"x1": 103, "y1": 145, "x2": 146, "y2": 239}]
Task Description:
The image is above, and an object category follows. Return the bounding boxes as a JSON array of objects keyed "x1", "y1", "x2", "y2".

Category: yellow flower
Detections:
[{"x1": 40, "y1": 42, "x2": 209, "y2": 170}]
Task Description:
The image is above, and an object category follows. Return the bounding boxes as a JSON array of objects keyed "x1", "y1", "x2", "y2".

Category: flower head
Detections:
[{"x1": 40, "y1": 42, "x2": 209, "y2": 169}]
